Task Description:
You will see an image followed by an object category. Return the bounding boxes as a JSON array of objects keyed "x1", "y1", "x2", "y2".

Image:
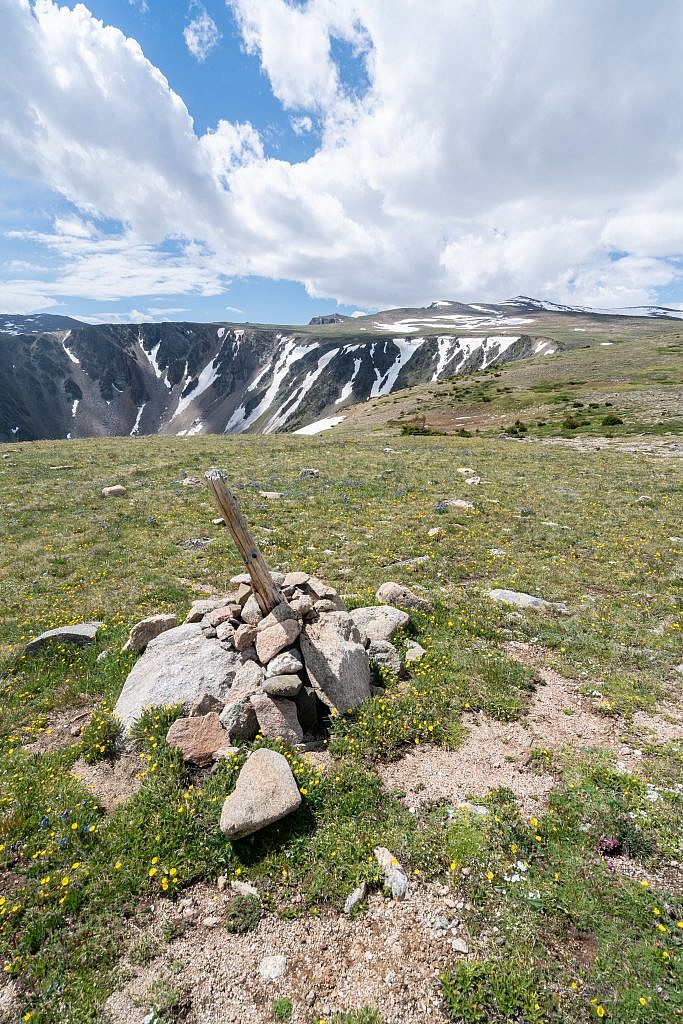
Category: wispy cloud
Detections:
[{"x1": 184, "y1": 7, "x2": 221, "y2": 61}]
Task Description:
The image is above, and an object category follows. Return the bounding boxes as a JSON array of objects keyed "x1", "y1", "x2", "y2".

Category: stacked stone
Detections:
[{"x1": 162, "y1": 571, "x2": 376, "y2": 764}]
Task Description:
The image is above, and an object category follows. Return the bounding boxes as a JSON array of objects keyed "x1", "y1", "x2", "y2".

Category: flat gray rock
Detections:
[
  {"x1": 114, "y1": 623, "x2": 240, "y2": 732},
  {"x1": 349, "y1": 605, "x2": 410, "y2": 642},
  {"x1": 300, "y1": 611, "x2": 372, "y2": 713},
  {"x1": 25, "y1": 622, "x2": 103, "y2": 654},
  {"x1": 263, "y1": 674, "x2": 302, "y2": 697},
  {"x1": 486, "y1": 589, "x2": 569, "y2": 614},
  {"x1": 220, "y1": 748, "x2": 301, "y2": 840}
]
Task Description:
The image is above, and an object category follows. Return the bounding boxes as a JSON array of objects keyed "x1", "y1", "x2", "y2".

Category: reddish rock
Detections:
[
  {"x1": 205, "y1": 606, "x2": 235, "y2": 628},
  {"x1": 283, "y1": 571, "x2": 310, "y2": 587},
  {"x1": 255, "y1": 619, "x2": 301, "y2": 665},
  {"x1": 166, "y1": 713, "x2": 229, "y2": 766},
  {"x1": 235, "y1": 623, "x2": 258, "y2": 651}
]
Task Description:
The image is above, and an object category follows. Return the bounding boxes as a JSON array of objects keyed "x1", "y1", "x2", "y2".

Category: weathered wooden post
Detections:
[{"x1": 204, "y1": 468, "x2": 282, "y2": 615}]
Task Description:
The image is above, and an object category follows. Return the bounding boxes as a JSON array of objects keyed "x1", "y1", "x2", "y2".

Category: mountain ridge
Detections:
[{"x1": 1, "y1": 297, "x2": 680, "y2": 443}]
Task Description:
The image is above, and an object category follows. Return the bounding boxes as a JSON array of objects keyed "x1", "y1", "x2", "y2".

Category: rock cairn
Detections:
[{"x1": 110, "y1": 468, "x2": 427, "y2": 839}]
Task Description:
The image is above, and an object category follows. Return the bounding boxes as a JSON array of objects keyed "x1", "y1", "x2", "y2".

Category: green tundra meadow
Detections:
[{"x1": 0, "y1": 356, "x2": 681, "y2": 1024}]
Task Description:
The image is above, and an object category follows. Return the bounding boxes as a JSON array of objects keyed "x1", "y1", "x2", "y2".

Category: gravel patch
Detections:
[
  {"x1": 105, "y1": 882, "x2": 467, "y2": 1024},
  {"x1": 379, "y1": 649, "x2": 619, "y2": 818}
]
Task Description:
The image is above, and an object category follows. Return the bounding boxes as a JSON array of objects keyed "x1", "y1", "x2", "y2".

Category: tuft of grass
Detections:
[
  {"x1": 80, "y1": 705, "x2": 121, "y2": 763},
  {"x1": 441, "y1": 960, "x2": 549, "y2": 1023},
  {"x1": 225, "y1": 894, "x2": 261, "y2": 933},
  {"x1": 271, "y1": 996, "x2": 293, "y2": 1021}
]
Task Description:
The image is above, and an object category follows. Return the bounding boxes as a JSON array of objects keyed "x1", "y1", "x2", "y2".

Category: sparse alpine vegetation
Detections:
[{"x1": 0, "y1": 417, "x2": 680, "y2": 1023}]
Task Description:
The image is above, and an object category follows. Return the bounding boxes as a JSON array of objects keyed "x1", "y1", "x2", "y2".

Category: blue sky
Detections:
[{"x1": 1, "y1": 0, "x2": 681, "y2": 323}]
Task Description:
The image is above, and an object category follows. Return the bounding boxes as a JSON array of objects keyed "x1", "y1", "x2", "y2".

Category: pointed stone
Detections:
[{"x1": 220, "y1": 748, "x2": 301, "y2": 840}]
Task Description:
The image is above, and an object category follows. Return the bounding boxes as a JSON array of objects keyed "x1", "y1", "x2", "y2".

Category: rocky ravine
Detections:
[{"x1": 0, "y1": 317, "x2": 553, "y2": 442}]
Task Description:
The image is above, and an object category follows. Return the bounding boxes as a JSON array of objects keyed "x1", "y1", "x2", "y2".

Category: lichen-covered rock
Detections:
[
  {"x1": 367, "y1": 639, "x2": 401, "y2": 675},
  {"x1": 376, "y1": 581, "x2": 433, "y2": 612},
  {"x1": 220, "y1": 748, "x2": 301, "y2": 840}
]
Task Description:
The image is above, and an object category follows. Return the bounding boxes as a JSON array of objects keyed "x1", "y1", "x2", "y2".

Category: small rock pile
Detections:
[
  {"x1": 110, "y1": 574, "x2": 428, "y2": 838},
  {"x1": 114, "y1": 572, "x2": 426, "y2": 759}
]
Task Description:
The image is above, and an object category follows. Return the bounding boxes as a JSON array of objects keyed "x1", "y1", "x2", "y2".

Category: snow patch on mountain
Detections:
[
  {"x1": 370, "y1": 338, "x2": 425, "y2": 397},
  {"x1": 293, "y1": 415, "x2": 346, "y2": 435},
  {"x1": 63, "y1": 335, "x2": 80, "y2": 365},
  {"x1": 225, "y1": 337, "x2": 313, "y2": 433},
  {"x1": 172, "y1": 356, "x2": 220, "y2": 421},
  {"x1": 130, "y1": 403, "x2": 146, "y2": 435},
  {"x1": 265, "y1": 347, "x2": 341, "y2": 433},
  {"x1": 336, "y1": 356, "x2": 363, "y2": 404}
]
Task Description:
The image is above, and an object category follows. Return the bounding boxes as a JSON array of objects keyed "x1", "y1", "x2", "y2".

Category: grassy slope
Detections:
[
  {"x1": 337, "y1": 319, "x2": 683, "y2": 437},
  {"x1": 0, "y1": 404, "x2": 681, "y2": 1022}
]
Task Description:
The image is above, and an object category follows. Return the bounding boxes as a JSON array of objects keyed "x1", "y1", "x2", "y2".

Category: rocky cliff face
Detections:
[{"x1": 0, "y1": 318, "x2": 553, "y2": 442}]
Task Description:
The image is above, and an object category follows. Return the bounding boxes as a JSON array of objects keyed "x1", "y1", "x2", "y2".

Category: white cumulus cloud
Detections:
[{"x1": 0, "y1": 0, "x2": 682, "y2": 312}]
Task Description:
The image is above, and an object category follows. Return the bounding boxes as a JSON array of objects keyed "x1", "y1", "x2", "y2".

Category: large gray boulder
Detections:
[
  {"x1": 349, "y1": 605, "x2": 410, "y2": 642},
  {"x1": 220, "y1": 748, "x2": 302, "y2": 840},
  {"x1": 25, "y1": 622, "x2": 103, "y2": 654},
  {"x1": 300, "y1": 612, "x2": 372, "y2": 713},
  {"x1": 114, "y1": 623, "x2": 240, "y2": 732}
]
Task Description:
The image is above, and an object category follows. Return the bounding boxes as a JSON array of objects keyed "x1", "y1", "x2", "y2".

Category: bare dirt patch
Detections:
[
  {"x1": 71, "y1": 753, "x2": 144, "y2": 812},
  {"x1": 379, "y1": 646, "x2": 621, "y2": 818},
  {"x1": 21, "y1": 704, "x2": 94, "y2": 755},
  {"x1": 105, "y1": 882, "x2": 467, "y2": 1024},
  {"x1": 631, "y1": 704, "x2": 683, "y2": 746}
]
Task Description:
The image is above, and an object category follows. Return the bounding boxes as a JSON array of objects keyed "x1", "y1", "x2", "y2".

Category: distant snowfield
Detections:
[
  {"x1": 293, "y1": 415, "x2": 346, "y2": 435},
  {"x1": 374, "y1": 313, "x2": 533, "y2": 332}
]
